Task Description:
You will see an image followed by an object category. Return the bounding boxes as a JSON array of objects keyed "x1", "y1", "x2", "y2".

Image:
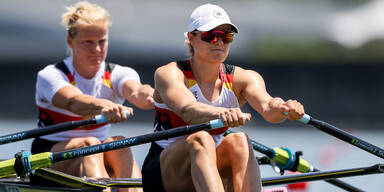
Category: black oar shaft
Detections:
[
  {"x1": 262, "y1": 164, "x2": 384, "y2": 187},
  {"x1": 313, "y1": 168, "x2": 364, "y2": 192},
  {"x1": 250, "y1": 140, "x2": 275, "y2": 157},
  {"x1": 310, "y1": 118, "x2": 384, "y2": 160},
  {"x1": 53, "y1": 122, "x2": 211, "y2": 162},
  {"x1": 0, "y1": 119, "x2": 96, "y2": 144},
  {"x1": 0, "y1": 111, "x2": 130, "y2": 145}
]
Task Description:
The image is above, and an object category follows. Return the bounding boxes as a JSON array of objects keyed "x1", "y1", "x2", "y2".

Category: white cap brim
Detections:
[
  {"x1": 184, "y1": 22, "x2": 239, "y2": 38},
  {"x1": 196, "y1": 22, "x2": 239, "y2": 33}
]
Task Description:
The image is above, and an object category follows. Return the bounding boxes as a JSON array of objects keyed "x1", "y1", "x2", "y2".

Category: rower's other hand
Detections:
[
  {"x1": 219, "y1": 108, "x2": 251, "y2": 127},
  {"x1": 102, "y1": 104, "x2": 133, "y2": 124},
  {"x1": 280, "y1": 99, "x2": 304, "y2": 121},
  {"x1": 146, "y1": 96, "x2": 154, "y2": 107}
]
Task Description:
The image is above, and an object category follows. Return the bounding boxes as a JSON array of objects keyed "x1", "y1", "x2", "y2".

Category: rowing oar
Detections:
[
  {"x1": 224, "y1": 130, "x2": 363, "y2": 192},
  {"x1": 262, "y1": 163, "x2": 384, "y2": 187},
  {"x1": 295, "y1": 114, "x2": 384, "y2": 160},
  {"x1": 0, "y1": 118, "x2": 232, "y2": 177},
  {"x1": 0, "y1": 111, "x2": 130, "y2": 145}
]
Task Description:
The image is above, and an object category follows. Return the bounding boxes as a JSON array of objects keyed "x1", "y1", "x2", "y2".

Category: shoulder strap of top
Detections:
[
  {"x1": 55, "y1": 61, "x2": 76, "y2": 85},
  {"x1": 101, "y1": 62, "x2": 116, "y2": 88},
  {"x1": 221, "y1": 63, "x2": 235, "y2": 75},
  {"x1": 176, "y1": 60, "x2": 193, "y2": 78},
  {"x1": 176, "y1": 60, "x2": 196, "y2": 88},
  {"x1": 106, "y1": 62, "x2": 116, "y2": 72},
  {"x1": 220, "y1": 63, "x2": 235, "y2": 91}
]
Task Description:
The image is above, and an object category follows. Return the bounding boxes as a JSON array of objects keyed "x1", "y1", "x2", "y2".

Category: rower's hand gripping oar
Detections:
[
  {"x1": 0, "y1": 111, "x2": 131, "y2": 145},
  {"x1": 294, "y1": 113, "x2": 384, "y2": 160},
  {"x1": 0, "y1": 117, "x2": 245, "y2": 178}
]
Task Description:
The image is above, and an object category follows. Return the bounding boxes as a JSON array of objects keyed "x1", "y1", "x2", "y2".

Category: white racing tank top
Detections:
[
  {"x1": 35, "y1": 56, "x2": 140, "y2": 141},
  {"x1": 153, "y1": 60, "x2": 240, "y2": 149}
]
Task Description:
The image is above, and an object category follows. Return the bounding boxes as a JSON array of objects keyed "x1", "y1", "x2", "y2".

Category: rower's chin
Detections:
[
  {"x1": 87, "y1": 58, "x2": 103, "y2": 66},
  {"x1": 210, "y1": 54, "x2": 227, "y2": 63}
]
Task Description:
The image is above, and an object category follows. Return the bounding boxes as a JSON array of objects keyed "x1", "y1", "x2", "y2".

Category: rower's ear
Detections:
[
  {"x1": 187, "y1": 32, "x2": 195, "y2": 42},
  {"x1": 67, "y1": 36, "x2": 73, "y2": 49}
]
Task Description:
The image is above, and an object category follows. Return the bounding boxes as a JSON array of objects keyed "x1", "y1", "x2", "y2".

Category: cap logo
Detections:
[{"x1": 213, "y1": 9, "x2": 225, "y2": 19}]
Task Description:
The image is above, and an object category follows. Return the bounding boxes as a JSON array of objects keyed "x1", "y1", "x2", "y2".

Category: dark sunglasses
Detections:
[{"x1": 193, "y1": 30, "x2": 234, "y2": 44}]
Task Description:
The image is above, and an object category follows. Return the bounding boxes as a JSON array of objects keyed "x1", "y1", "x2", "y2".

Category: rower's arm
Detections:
[
  {"x1": 121, "y1": 80, "x2": 154, "y2": 110},
  {"x1": 52, "y1": 86, "x2": 130, "y2": 118},
  {"x1": 155, "y1": 62, "x2": 227, "y2": 124},
  {"x1": 236, "y1": 68, "x2": 287, "y2": 123},
  {"x1": 36, "y1": 67, "x2": 131, "y2": 123},
  {"x1": 112, "y1": 65, "x2": 154, "y2": 110}
]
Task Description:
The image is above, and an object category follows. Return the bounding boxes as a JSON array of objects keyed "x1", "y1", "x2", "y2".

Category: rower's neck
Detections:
[
  {"x1": 73, "y1": 60, "x2": 100, "y2": 79},
  {"x1": 190, "y1": 58, "x2": 220, "y2": 83}
]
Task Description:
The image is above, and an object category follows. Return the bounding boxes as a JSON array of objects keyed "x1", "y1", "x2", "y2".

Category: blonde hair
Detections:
[
  {"x1": 61, "y1": 1, "x2": 111, "y2": 38},
  {"x1": 184, "y1": 39, "x2": 194, "y2": 57}
]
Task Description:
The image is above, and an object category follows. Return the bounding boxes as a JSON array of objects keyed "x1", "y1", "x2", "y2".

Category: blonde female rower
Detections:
[{"x1": 33, "y1": 2, "x2": 153, "y2": 192}]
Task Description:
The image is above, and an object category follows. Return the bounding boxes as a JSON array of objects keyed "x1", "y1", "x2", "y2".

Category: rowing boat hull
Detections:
[
  {"x1": 0, "y1": 179, "x2": 98, "y2": 192},
  {"x1": 0, "y1": 167, "x2": 141, "y2": 192}
]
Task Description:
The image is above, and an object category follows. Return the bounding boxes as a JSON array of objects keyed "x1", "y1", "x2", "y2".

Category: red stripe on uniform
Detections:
[
  {"x1": 220, "y1": 64, "x2": 234, "y2": 84},
  {"x1": 154, "y1": 106, "x2": 228, "y2": 135},
  {"x1": 65, "y1": 73, "x2": 75, "y2": 85},
  {"x1": 38, "y1": 106, "x2": 107, "y2": 130},
  {"x1": 102, "y1": 71, "x2": 111, "y2": 80},
  {"x1": 183, "y1": 71, "x2": 195, "y2": 79},
  {"x1": 154, "y1": 106, "x2": 188, "y2": 128}
]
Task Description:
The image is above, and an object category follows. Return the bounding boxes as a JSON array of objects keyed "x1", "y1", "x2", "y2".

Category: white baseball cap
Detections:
[{"x1": 187, "y1": 4, "x2": 239, "y2": 33}]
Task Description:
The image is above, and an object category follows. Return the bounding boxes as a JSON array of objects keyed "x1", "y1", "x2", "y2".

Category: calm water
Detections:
[{"x1": 0, "y1": 119, "x2": 383, "y2": 192}]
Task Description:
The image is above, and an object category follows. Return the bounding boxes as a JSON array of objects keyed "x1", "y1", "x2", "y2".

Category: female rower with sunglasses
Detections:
[{"x1": 142, "y1": 3, "x2": 305, "y2": 192}]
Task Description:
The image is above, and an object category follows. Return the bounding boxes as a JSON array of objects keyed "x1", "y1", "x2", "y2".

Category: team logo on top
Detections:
[
  {"x1": 213, "y1": 10, "x2": 225, "y2": 19},
  {"x1": 193, "y1": 91, "x2": 198, "y2": 99}
]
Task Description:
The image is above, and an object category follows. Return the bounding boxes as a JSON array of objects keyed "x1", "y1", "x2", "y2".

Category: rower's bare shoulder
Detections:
[
  {"x1": 234, "y1": 67, "x2": 264, "y2": 84},
  {"x1": 155, "y1": 62, "x2": 182, "y2": 78},
  {"x1": 155, "y1": 61, "x2": 185, "y2": 89}
]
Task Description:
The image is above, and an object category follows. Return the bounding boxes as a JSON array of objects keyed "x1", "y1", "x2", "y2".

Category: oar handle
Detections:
[
  {"x1": 209, "y1": 115, "x2": 247, "y2": 128},
  {"x1": 297, "y1": 114, "x2": 311, "y2": 124},
  {"x1": 284, "y1": 112, "x2": 311, "y2": 124},
  {"x1": 95, "y1": 110, "x2": 131, "y2": 124}
]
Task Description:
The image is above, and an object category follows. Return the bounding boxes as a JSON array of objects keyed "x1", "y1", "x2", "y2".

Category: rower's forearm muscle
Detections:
[
  {"x1": 261, "y1": 97, "x2": 287, "y2": 123},
  {"x1": 124, "y1": 84, "x2": 154, "y2": 110},
  {"x1": 66, "y1": 94, "x2": 111, "y2": 116},
  {"x1": 177, "y1": 102, "x2": 222, "y2": 124}
]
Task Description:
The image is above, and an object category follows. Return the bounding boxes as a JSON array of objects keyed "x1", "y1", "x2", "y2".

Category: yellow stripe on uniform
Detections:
[
  {"x1": 222, "y1": 82, "x2": 233, "y2": 91},
  {"x1": 102, "y1": 79, "x2": 112, "y2": 88},
  {"x1": 188, "y1": 79, "x2": 197, "y2": 88}
]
